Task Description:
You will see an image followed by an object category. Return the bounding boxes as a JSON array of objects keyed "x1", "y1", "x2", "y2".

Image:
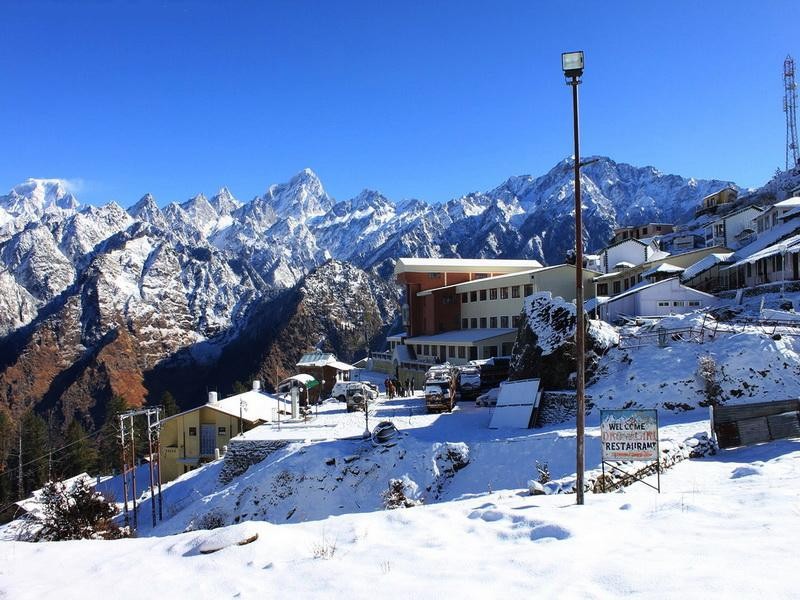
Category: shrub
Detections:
[
  {"x1": 29, "y1": 478, "x2": 123, "y2": 541},
  {"x1": 382, "y1": 478, "x2": 421, "y2": 509}
]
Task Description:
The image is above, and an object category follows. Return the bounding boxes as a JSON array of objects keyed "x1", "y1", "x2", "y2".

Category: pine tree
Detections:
[
  {"x1": 60, "y1": 420, "x2": 98, "y2": 478},
  {"x1": 160, "y1": 391, "x2": 180, "y2": 417},
  {"x1": 0, "y1": 411, "x2": 13, "y2": 505},
  {"x1": 96, "y1": 396, "x2": 128, "y2": 474},
  {"x1": 20, "y1": 411, "x2": 49, "y2": 494},
  {"x1": 232, "y1": 380, "x2": 248, "y2": 395}
]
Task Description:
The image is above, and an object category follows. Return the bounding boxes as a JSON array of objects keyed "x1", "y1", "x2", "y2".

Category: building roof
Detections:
[
  {"x1": 708, "y1": 204, "x2": 763, "y2": 224},
  {"x1": 727, "y1": 233, "x2": 800, "y2": 269},
  {"x1": 641, "y1": 263, "x2": 684, "y2": 278},
  {"x1": 416, "y1": 264, "x2": 600, "y2": 296},
  {"x1": 731, "y1": 220, "x2": 800, "y2": 261},
  {"x1": 603, "y1": 277, "x2": 715, "y2": 304},
  {"x1": 593, "y1": 245, "x2": 731, "y2": 282},
  {"x1": 296, "y1": 352, "x2": 336, "y2": 367},
  {"x1": 680, "y1": 252, "x2": 734, "y2": 281},
  {"x1": 162, "y1": 389, "x2": 285, "y2": 425},
  {"x1": 395, "y1": 257, "x2": 543, "y2": 275},
  {"x1": 404, "y1": 328, "x2": 516, "y2": 345},
  {"x1": 601, "y1": 237, "x2": 648, "y2": 252},
  {"x1": 773, "y1": 196, "x2": 800, "y2": 208},
  {"x1": 702, "y1": 186, "x2": 737, "y2": 201}
]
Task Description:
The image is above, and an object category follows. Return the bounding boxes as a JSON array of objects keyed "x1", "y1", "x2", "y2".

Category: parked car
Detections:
[
  {"x1": 424, "y1": 365, "x2": 456, "y2": 413},
  {"x1": 475, "y1": 387, "x2": 500, "y2": 407},
  {"x1": 332, "y1": 380, "x2": 378, "y2": 402},
  {"x1": 345, "y1": 382, "x2": 376, "y2": 412},
  {"x1": 456, "y1": 366, "x2": 482, "y2": 400}
]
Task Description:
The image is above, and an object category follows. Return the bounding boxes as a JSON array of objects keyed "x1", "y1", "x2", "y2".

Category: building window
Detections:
[
  {"x1": 428, "y1": 272, "x2": 441, "y2": 279},
  {"x1": 490, "y1": 316, "x2": 497, "y2": 328},
  {"x1": 471, "y1": 318, "x2": 478, "y2": 328},
  {"x1": 500, "y1": 316, "x2": 509, "y2": 328},
  {"x1": 524, "y1": 284, "x2": 533, "y2": 296},
  {"x1": 688, "y1": 301, "x2": 701, "y2": 307},
  {"x1": 448, "y1": 346, "x2": 456, "y2": 358},
  {"x1": 657, "y1": 301, "x2": 670, "y2": 307},
  {"x1": 423, "y1": 344, "x2": 430, "y2": 355},
  {"x1": 217, "y1": 427, "x2": 227, "y2": 435},
  {"x1": 479, "y1": 317, "x2": 487, "y2": 328},
  {"x1": 470, "y1": 290, "x2": 477, "y2": 302},
  {"x1": 512, "y1": 315, "x2": 521, "y2": 327},
  {"x1": 462, "y1": 318, "x2": 468, "y2": 329},
  {"x1": 458, "y1": 346, "x2": 466, "y2": 359},
  {"x1": 462, "y1": 293, "x2": 468, "y2": 303},
  {"x1": 746, "y1": 263, "x2": 752, "y2": 278},
  {"x1": 597, "y1": 283, "x2": 608, "y2": 295},
  {"x1": 479, "y1": 289, "x2": 487, "y2": 301},
  {"x1": 188, "y1": 427, "x2": 197, "y2": 436},
  {"x1": 673, "y1": 301, "x2": 685, "y2": 307},
  {"x1": 500, "y1": 287, "x2": 509, "y2": 299},
  {"x1": 511, "y1": 286, "x2": 521, "y2": 298},
  {"x1": 489, "y1": 288, "x2": 498, "y2": 300},
  {"x1": 613, "y1": 281, "x2": 621, "y2": 294},
  {"x1": 474, "y1": 273, "x2": 489, "y2": 279}
]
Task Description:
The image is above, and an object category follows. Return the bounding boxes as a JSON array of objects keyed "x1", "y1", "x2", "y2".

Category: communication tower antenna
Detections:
[{"x1": 784, "y1": 55, "x2": 799, "y2": 170}]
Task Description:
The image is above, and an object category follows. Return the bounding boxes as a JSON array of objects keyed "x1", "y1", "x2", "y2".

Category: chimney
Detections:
[
  {"x1": 252, "y1": 380, "x2": 261, "y2": 392},
  {"x1": 208, "y1": 391, "x2": 218, "y2": 404}
]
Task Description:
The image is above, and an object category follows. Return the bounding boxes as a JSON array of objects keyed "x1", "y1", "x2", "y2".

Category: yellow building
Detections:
[{"x1": 159, "y1": 382, "x2": 285, "y2": 482}]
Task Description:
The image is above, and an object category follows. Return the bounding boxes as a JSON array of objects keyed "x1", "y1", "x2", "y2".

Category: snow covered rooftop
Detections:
[
  {"x1": 773, "y1": 196, "x2": 800, "y2": 208},
  {"x1": 296, "y1": 352, "x2": 336, "y2": 367},
  {"x1": 163, "y1": 390, "x2": 286, "y2": 424},
  {"x1": 641, "y1": 262, "x2": 684, "y2": 278},
  {"x1": 727, "y1": 232, "x2": 800, "y2": 268},
  {"x1": 681, "y1": 252, "x2": 733, "y2": 281},
  {"x1": 731, "y1": 220, "x2": 800, "y2": 262},
  {"x1": 395, "y1": 257, "x2": 542, "y2": 274},
  {"x1": 416, "y1": 264, "x2": 599, "y2": 297},
  {"x1": 404, "y1": 328, "x2": 516, "y2": 344}
]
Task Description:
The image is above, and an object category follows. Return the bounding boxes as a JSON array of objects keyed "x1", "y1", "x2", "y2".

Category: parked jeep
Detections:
[
  {"x1": 332, "y1": 380, "x2": 379, "y2": 403},
  {"x1": 345, "y1": 382, "x2": 371, "y2": 412}
]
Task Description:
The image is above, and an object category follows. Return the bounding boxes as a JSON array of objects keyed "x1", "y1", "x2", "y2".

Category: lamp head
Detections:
[{"x1": 562, "y1": 51, "x2": 584, "y2": 78}]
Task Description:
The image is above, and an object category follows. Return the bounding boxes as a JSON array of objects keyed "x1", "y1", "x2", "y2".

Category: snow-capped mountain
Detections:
[{"x1": 0, "y1": 157, "x2": 739, "y2": 423}]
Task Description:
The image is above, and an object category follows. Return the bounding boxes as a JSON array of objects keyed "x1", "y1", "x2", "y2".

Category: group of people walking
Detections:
[{"x1": 384, "y1": 377, "x2": 416, "y2": 398}]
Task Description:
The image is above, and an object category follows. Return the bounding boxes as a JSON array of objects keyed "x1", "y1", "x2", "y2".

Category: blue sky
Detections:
[{"x1": 1, "y1": 1, "x2": 798, "y2": 207}]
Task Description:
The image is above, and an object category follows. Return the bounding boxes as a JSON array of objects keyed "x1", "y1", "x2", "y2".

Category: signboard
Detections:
[{"x1": 600, "y1": 409, "x2": 659, "y2": 462}]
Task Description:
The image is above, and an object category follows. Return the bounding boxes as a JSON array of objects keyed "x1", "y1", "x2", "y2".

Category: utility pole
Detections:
[{"x1": 17, "y1": 426, "x2": 23, "y2": 499}]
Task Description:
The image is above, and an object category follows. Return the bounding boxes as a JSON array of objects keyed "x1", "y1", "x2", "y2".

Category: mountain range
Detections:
[{"x1": 0, "y1": 156, "x2": 738, "y2": 427}]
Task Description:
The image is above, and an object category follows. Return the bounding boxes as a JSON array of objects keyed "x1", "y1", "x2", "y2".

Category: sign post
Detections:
[{"x1": 600, "y1": 409, "x2": 661, "y2": 492}]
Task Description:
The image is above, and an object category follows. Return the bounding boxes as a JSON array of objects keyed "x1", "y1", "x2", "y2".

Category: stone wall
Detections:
[{"x1": 219, "y1": 439, "x2": 289, "y2": 484}]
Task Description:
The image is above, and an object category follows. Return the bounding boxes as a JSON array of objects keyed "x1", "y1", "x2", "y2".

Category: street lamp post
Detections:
[{"x1": 562, "y1": 50, "x2": 586, "y2": 505}]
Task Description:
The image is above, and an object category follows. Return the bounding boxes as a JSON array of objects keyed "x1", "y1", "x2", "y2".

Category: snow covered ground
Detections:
[{"x1": 1, "y1": 435, "x2": 798, "y2": 599}]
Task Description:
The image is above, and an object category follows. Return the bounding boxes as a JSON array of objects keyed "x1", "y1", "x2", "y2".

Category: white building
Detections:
[
  {"x1": 705, "y1": 205, "x2": 762, "y2": 248},
  {"x1": 597, "y1": 238, "x2": 667, "y2": 274},
  {"x1": 754, "y1": 197, "x2": 800, "y2": 235},
  {"x1": 596, "y1": 277, "x2": 718, "y2": 324}
]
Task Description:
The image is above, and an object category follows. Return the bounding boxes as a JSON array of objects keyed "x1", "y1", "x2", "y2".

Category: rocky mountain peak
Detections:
[{"x1": 210, "y1": 187, "x2": 241, "y2": 215}]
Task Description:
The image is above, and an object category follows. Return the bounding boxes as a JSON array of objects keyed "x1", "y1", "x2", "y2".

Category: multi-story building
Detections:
[
  {"x1": 704, "y1": 205, "x2": 762, "y2": 248},
  {"x1": 610, "y1": 223, "x2": 674, "y2": 244},
  {"x1": 390, "y1": 259, "x2": 597, "y2": 367},
  {"x1": 754, "y1": 197, "x2": 800, "y2": 234},
  {"x1": 593, "y1": 246, "x2": 729, "y2": 298},
  {"x1": 696, "y1": 186, "x2": 738, "y2": 216}
]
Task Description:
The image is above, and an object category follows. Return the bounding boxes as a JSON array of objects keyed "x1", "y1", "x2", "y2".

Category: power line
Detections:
[{"x1": 0, "y1": 428, "x2": 104, "y2": 481}]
